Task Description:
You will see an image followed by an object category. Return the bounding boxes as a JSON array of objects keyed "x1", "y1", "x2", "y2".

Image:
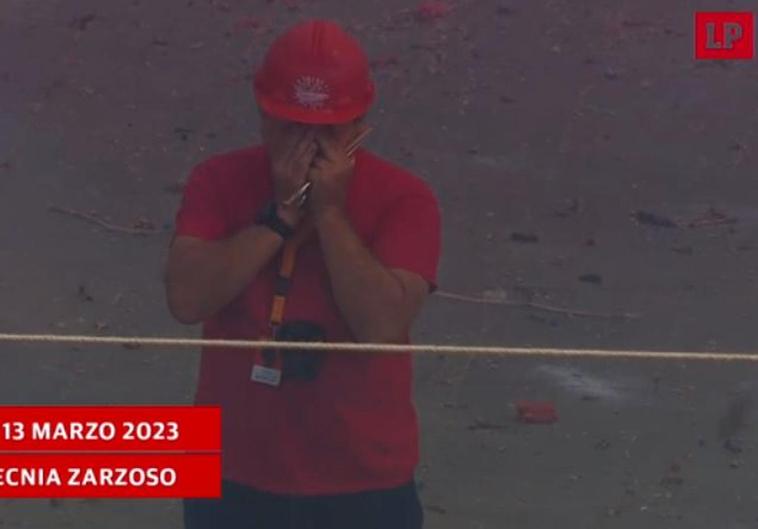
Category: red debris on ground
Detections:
[
  {"x1": 516, "y1": 401, "x2": 558, "y2": 424},
  {"x1": 415, "y1": 1, "x2": 452, "y2": 22},
  {"x1": 687, "y1": 207, "x2": 737, "y2": 228}
]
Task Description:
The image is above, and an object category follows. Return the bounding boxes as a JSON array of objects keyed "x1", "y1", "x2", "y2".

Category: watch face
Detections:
[{"x1": 256, "y1": 201, "x2": 292, "y2": 239}]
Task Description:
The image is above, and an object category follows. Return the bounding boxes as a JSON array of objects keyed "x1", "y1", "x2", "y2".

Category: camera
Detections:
[{"x1": 262, "y1": 320, "x2": 326, "y2": 382}]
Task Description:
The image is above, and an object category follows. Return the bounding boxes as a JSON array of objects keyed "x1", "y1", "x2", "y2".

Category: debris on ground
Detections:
[
  {"x1": 70, "y1": 13, "x2": 96, "y2": 31},
  {"x1": 631, "y1": 210, "x2": 678, "y2": 228},
  {"x1": 174, "y1": 127, "x2": 194, "y2": 141},
  {"x1": 468, "y1": 418, "x2": 508, "y2": 431},
  {"x1": 671, "y1": 245, "x2": 693, "y2": 255},
  {"x1": 511, "y1": 232, "x2": 539, "y2": 243},
  {"x1": 594, "y1": 439, "x2": 611, "y2": 451},
  {"x1": 233, "y1": 16, "x2": 262, "y2": 33},
  {"x1": 603, "y1": 68, "x2": 620, "y2": 80},
  {"x1": 496, "y1": 6, "x2": 517, "y2": 16},
  {"x1": 718, "y1": 393, "x2": 752, "y2": 439},
  {"x1": 728, "y1": 140, "x2": 745, "y2": 152},
  {"x1": 133, "y1": 217, "x2": 156, "y2": 231},
  {"x1": 660, "y1": 463, "x2": 684, "y2": 487},
  {"x1": 554, "y1": 198, "x2": 581, "y2": 218},
  {"x1": 49, "y1": 206, "x2": 160, "y2": 236},
  {"x1": 209, "y1": 1, "x2": 232, "y2": 12},
  {"x1": 516, "y1": 401, "x2": 558, "y2": 424},
  {"x1": 482, "y1": 288, "x2": 508, "y2": 302},
  {"x1": 77, "y1": 285, "x2": 93, "y2": 302},
  {"x1": 723, "y1": 438, "x2": 743, "y2": 455},
  {"x1": 526, "y1": 313, "x2": 559, "y2": 327},
  {"x1": 687, "y1": 207, "x2": 737, "y2": 228},
  {"x1": 435, "y1": 289, "x2": 639, "y2": 319},
  {"x1": 415, "y1": 1, "x2": 452, "y2": 22},
  {"x1": 578, "y1": 273, "x2": 603, "y2": 285}
]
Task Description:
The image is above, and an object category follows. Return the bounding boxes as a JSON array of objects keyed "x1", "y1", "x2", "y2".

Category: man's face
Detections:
[{"x1": 259, "y1": 108, "x2": 363, "y2": 153}]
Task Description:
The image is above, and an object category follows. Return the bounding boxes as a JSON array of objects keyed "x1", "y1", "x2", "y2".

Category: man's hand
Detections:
[
  {"x1": 307, "y1": 130, "x2": 357, "y2": 217},
  {"x1": 269, "y1": 124, "x2": 318, "y2": 225}
]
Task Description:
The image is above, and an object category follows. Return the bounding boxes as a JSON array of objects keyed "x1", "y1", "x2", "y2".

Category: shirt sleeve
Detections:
[
  {"x1": 370, "y1": 188, "x2": 442, "y2": 292},
  {"x1": 173, "y1": 162, "x2": 228, "y2": 241}
]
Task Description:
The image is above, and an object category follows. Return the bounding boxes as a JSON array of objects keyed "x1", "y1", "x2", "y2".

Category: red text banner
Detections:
[
  {"x1": 0, "y1": 406, "x2": 220, "y2": 452},
  {"x1": 0, "y1": 453, "x2": 221, "y2": 498}
]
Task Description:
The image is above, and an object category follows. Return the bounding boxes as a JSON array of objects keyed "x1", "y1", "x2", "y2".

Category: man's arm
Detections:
[
  {"x1": 308, "y1": 131, "x2": 436, "y2": 343},
  {"x1": 315, "y1": 208, "x2": 429, "y2": 343},
  {"x1": 166, "y1": 124, "x2": 317, "y2": 325},
  {"x1": 165, "y1": 225, "x2": 285, "y2": 324}
]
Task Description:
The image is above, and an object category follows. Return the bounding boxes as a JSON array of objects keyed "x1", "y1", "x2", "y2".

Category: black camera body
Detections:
[{"x1": 262, "y1": 320, "x2": 326, "y2": 382}]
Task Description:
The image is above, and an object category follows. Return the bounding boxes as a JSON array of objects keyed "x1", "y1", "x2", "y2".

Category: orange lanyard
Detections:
[{"x1": 268, "y1": 216, "x2": 314, "y2": 335}]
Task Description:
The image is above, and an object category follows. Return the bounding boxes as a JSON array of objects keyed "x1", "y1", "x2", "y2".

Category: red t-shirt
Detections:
[{"x1": 173, "y1": 145, "x2": 441, "y2": 495}]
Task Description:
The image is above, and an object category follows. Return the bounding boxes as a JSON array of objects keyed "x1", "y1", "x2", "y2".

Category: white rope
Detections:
[{"x1": 0, "y1": 333, "x2": 754, "y2": 362}]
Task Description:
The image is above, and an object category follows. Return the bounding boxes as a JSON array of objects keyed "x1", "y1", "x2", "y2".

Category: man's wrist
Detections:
[
  {"x1": 276, "y1": 203, "x2": 301, "y2": 229},
  {"x1": 255, "y1": 201, "x2": 296, "y2": 239}
]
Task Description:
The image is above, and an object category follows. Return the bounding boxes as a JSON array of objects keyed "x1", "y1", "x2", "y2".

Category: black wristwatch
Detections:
[{"x1": 255, "y1": 201, "x2": 295, "y2": 240}]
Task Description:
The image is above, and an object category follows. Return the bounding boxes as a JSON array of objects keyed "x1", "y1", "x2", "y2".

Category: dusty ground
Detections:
[{"x1": 2, "y1": 0, "x2": 758, "y2": 527}]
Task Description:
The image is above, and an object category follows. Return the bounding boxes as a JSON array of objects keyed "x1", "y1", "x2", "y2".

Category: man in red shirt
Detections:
[{"x1": 165, "y1": 18, "x2": 441, "y2": 529}]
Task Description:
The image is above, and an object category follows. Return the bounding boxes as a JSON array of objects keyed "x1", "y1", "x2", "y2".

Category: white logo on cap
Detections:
[{"x1": 293, "y1": 76, "x2": 330, "y2": 109}]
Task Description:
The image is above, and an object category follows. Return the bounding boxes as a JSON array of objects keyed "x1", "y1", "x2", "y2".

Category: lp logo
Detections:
[{"x1": 695, "y1": 12, "x2": 755, "y2": 60}]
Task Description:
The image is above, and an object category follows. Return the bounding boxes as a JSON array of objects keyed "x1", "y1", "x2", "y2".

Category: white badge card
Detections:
[{"x1": 251, "y1": 364, "x2": 282, "y2": 387}]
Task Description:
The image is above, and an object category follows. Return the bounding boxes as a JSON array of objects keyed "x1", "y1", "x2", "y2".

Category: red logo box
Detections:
[{"x1": 695, "y1": 12, "x2": 754, "y2": 60}]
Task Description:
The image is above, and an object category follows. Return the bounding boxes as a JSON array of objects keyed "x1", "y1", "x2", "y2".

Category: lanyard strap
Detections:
[{"x1": 269, "y1": 217, "x2": 314, "y2": 332}]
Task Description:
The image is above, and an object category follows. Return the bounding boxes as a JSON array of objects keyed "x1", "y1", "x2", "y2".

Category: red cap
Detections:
[{"x1": 253, "y1": 19, "x2": 375, "y2": 125}]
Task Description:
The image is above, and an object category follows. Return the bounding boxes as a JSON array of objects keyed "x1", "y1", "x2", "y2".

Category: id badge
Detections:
[{"x1": 251, "y1": 364, "x2": 281, "y2": 387}]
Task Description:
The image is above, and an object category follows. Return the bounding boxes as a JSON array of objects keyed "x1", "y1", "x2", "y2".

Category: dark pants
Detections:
[{"x1": 184, "y1": 479, "x2": 424, "y2": 529}]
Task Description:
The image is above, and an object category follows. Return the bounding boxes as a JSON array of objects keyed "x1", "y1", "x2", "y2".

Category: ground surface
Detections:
[{"x1": 2, "y1": 0, "x2": 758, "y2": 527}]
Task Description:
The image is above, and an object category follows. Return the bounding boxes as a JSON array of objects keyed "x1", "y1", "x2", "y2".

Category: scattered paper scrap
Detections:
[{"x1": 516, "y1": 401, "x2": 558, "y2": 424}]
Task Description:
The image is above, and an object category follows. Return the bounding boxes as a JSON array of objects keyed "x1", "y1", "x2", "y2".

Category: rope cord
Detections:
[{"x1": 0, "y1": 333, "x2": 753, "y2": 362}]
